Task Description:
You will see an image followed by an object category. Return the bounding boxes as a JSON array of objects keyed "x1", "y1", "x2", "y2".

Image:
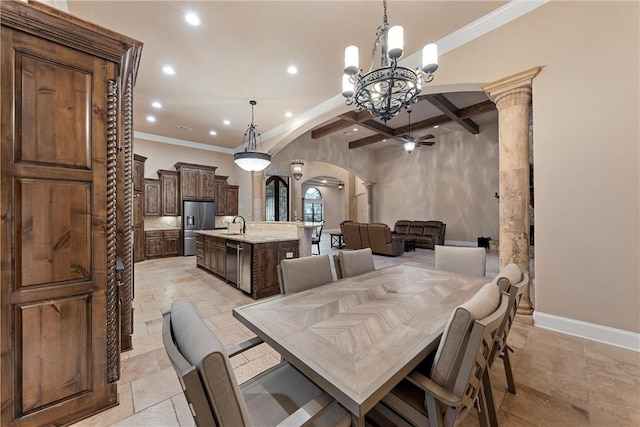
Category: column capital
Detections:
[{"x1": 482, "y1": 66, "x2": 542, "y2": 104}]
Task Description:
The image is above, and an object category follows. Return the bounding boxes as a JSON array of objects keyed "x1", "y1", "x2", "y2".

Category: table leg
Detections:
[{"x1": 351, "y1": 413, "x2": 365, "y2": 427}]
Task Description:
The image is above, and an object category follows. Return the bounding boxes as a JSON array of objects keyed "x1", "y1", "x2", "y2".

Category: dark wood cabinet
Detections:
[
  {"x1": 164, "y1": 230, "x2": 181, "y2": 256},
  {"x1": 226, "y1": 185, "x2": 239, "y2": 216},
  {"x1": 158, "y1": 170, "x2": 180, "y2": 216},
  {"x1": 133, "y1": 193, "x2": 145, "y2": 262},
  {"x1": 174, "y1": 162, "x2": 217, "y2": 200},
  {"x1": 133, "y1": 154, "x2": 147, "y2": 193},
  {"x1": 215, "y1": 176, "x2": 228, "y2": 215},
  {"x1": 0, "y1": 2, "x2": 142, "y2": 425},
  {"x1": 145, "y1": 230, "x2": 181, "y2": 258},
  {"x1": 144, "y1": 179, "x2": 161, "y2": 216}
]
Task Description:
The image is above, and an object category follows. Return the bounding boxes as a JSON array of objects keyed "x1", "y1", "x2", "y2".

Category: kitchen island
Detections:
[{"x1": 195, "y1": 230, "x2": 299, "y2": 299}]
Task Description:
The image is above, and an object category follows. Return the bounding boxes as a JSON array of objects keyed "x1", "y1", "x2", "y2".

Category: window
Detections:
[
  {"x1": 304, "y1": 187, "x2": 323, "y2": 222},
  {"x1": 266, "y1": 176, "x2": 289, "y2": 221}
]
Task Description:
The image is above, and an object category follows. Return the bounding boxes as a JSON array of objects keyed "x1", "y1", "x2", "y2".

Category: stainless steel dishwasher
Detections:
[{"x1": 226, "y1": 241, "x2": 252, "y2": 293}]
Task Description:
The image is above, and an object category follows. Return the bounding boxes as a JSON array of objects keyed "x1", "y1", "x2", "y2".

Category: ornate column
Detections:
[
  {"x1": 348, "y1": 174, "x2": 357, "y2": 221},
  {"x1": 363, "y1": 181, "x2": 375, "y2": 223},
  {"x1": 483, "y1": 67, "x2": 541, "y2": 314},
  {"x1": 251, "y1": 171, "x2": 266, "y2": 221}
]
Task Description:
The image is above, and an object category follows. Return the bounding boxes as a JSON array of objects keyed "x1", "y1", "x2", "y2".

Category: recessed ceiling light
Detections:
[
  {"x1": 285, "y1": 112, "x2": 293, "y2": 118},
  {"x1": 353, "y1": 127, "x2": 358, "y2": 132},
  {"x1": 185, "y1": 12, "x2": 200, "y2": 26},
  {"x1": 321, "y1": 179, "x2": 327, "y2": 184},
  {"x1": 151, "y1": 101, "x2": 162, "y2": 109},
  {"x1": 209, "y1": 130, "x2": 217, "y2": 136},
  {"x1": 162, "y1": 65, "x2": 175, "y2": 75},
  {"x1": 146, "y1": 115, "x2": 156, "y2": 122},
  {"x1": 287, "y1": 65, "x2": 298, "y2": 74},
  {"x1": 433, "y1": 125, "x2": 439, "y2": 129},
  {"x1": 223, "y1": 120, "x2": 231, "y2": 125},
  {"x1": 382, "y1": 139, "x2": 387, "y2": 142}
]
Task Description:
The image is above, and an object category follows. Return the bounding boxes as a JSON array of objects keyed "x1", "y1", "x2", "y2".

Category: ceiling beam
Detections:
[
  {"x1": 311, "y1": 119, "x2": 352, "y2": 139},
  {"x1": 423, "y1": 94, "x2": 480, "y2": 135},
  {"x1": 348, "y1": 134, "x2": 388, "y2": 149}
]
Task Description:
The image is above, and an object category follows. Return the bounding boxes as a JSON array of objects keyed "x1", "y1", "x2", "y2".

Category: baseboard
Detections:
[
  {"x1": 444, "y1": 240, "x2": 477, "y2": 247},
  {"x1": 533, "y1": 311, "x2": 640, "y2": 352}
]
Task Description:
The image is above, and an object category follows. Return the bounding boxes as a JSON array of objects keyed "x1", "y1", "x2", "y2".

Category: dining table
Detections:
[{"x1": 232, "y1": 264, "x2": 489, "y2": 426}]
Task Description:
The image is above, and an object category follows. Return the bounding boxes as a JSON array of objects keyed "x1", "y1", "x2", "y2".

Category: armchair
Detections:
[{"x1": 367, "y1": 223, "x2": 404, "y2": 256}]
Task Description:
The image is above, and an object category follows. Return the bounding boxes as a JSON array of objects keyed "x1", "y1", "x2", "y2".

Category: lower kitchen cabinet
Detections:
[
  {"x1": 145, "y1": 229, "x2": 181, "y2": 259},
  {"x1": 196, "y1": 233, "x2": 298, "y2": 299}
]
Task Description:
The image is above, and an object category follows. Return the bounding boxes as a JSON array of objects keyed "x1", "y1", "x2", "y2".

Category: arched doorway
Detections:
[{"x1": 265, "y1": 176, "x2": 289, "y2": 221}]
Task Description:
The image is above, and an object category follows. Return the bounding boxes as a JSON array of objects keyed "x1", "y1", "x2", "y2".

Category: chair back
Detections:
[
  {"x1": 434, "y1": 245, "x2": 486, "y2": 277},
  {"x1": 426, "y1": 284, "x2": 509, "y2": 426},
  {"x1": 163, "y1": 300, "x2": 251, "y2": 427},
  {"x1": 408, "y1": 221, "x2": 424, "y2": 235},
  {"x1": 393, "y1": 220, "x2": 411, "y2": 234},
  {"x1": 278, "y1": 254, "x2": 333, "y2": 295},
  {"x1": 341, "y1": 221, "x2": 362, "y2": 249},
  {"x1": 337, "y1": 248, "x2": 375, "y2": 279},
  {"x1": 490, "y1": 270, "x2": 530, "y2": 365},
  {"x1": 333, "y1": 254, "x2": 343, "y2": 280},
  {"x1": 312, "y1": 223, "x2": 323, "y2": 242}
]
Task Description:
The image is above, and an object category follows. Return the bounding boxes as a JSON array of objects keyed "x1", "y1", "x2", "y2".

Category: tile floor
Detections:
[{"x1": 73, "y1": 238, "x2": 639, "y2": 426}]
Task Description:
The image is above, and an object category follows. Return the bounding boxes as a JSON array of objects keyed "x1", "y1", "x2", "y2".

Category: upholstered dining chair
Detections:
[
  {"x1": 333, "y1": 248, "x2": 375, "y2": 280},
  {"x1": 480, "y1": 264, "x2": 530, "y2": 427},
  {"x1": 378, "y1": 283, "x2": 510, "y2": 427},
  {"x1": 277, "y1": 254, "x2": 333, "y2": 295},
  {"x1": 163, "y1": 300, "x2": 351, "y2": 427},
  {"x1": 434, "y1": 245, "x2": 486, "y2": 277}
]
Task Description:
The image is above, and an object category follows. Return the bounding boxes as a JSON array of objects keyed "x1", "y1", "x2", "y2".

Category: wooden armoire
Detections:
[{"x1": 0, "y1": 1, "x2": 142, "y2": 425}]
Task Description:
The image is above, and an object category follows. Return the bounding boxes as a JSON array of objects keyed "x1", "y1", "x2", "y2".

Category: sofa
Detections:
[
  {"x1": 392, "y1": 220, "x2": 446, "y2": 249},
  {"x1": 340, "y1": 222, "x2": 404, "y2": 257}
]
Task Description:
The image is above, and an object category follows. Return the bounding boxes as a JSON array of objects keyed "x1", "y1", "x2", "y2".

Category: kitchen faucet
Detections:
[{"x1": 232, "y1": 215, "x2": 246, "y2": 234}]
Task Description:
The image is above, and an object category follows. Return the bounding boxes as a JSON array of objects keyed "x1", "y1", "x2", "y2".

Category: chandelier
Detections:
[
  {"x1": 291, "y1": 159, "x2": 304, "y2": 180},
  {"x1": 234, "y1": 100, "x2": 271, "y2": 172},
  {"x1": 341, "y1": 0, "x2": 439, "y2": 123}
]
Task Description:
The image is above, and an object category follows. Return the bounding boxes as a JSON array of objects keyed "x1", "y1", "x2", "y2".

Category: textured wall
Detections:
[{"x1": 375, "y1": 122, "x2": 499, "y2": 244}]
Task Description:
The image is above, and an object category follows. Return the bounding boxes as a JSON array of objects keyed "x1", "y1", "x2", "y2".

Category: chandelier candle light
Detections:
[
  {"x1": 291, "y1": 160, "x2": 304, "y2": 180},
  {"x1": 233, "y1": 100, "x2": 272, "y2": 172},
  {"x1": 342, "y1": 0, "x2": 439, "y2": 123}
]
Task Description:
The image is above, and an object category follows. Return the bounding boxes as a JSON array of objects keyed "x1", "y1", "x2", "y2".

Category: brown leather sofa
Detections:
[
  {"x1": 392, "y1": 220, "x2": 446, "y2": 249},
  {"x1": 340, "y1": 222, "x2": 404, "y2": 256}
]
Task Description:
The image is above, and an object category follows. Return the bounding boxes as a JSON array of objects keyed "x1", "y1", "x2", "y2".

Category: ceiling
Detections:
[{"x1": 66, "y1": 1, "x2": 505, "y2": 152}]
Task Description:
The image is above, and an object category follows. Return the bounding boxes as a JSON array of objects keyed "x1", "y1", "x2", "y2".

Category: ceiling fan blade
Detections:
[
  {"x1": 417, "y1": 140, "x2": 436, "y2": 146},
  {"x1": 415, "y1": 134, "x2": 435, "y2": 142}
]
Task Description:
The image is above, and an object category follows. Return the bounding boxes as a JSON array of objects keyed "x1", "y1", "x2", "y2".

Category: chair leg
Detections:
[
  {"x1": 502, "y1": 347, "x2": 516, "y2": 394},
  {"x1": 480, "y1": 370, "x2": 499, "y2": 427}
]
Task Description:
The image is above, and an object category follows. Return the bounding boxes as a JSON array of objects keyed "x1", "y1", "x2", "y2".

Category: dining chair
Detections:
[
  {"x1": 162, "y1": 300, "x2": 351, "y2": 427},
  {"x1": 312, "y1": 222, "x2": 324, "y2": 255},
  {"x1": 378, "y1": 283, "x2": 510, "y2": 427},
  {"x1": 277, "y1": 254, "x2": 333, "y2": 295},
  {"x1": 479, "y1": 266, "x2": 530, "y2": 427},
  {"x1": 434, "y1": 245, "x2": 486, "y2": 277},
  {"x1": 334, "y1": 248, "x2": 375, "y2": 279}
]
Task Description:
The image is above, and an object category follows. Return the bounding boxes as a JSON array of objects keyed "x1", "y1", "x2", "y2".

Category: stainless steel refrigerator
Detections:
[{"x1": 182, "y1": 200, "x2": 215, "y2": 256}]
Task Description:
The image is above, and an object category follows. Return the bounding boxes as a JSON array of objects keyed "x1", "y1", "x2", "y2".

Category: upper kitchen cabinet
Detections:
[
  {"x1": 158, "y1": 169, "x2": 180, "y2": 216},
  {"x1": 226, "y1": 185, "x2": 239, "y2": 216},
  {"x1": 144, "y1": 179, "x2": 161, "y2": 216},
  {"x1": 0, "y1": 1, "x2": 142, "y2": 425},
  {"x1": 133, "y1": 154, "x2": 147, "y2": 193},
  {"x1": 174, "y1": 162, "x2": 216, "y2": 200},
  {"x1": 215, "y1": 175, "x2": 228, "y2": 215}
]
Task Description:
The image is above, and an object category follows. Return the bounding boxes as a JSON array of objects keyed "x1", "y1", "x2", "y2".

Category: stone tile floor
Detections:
[{"x1": 73, "y1": 238, "x2": 639, "y2": 426}]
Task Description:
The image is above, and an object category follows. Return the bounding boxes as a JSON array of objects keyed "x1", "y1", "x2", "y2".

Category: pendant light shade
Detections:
[{"x1": 234, "y1": 100, "x2": 271, "y2": 172}]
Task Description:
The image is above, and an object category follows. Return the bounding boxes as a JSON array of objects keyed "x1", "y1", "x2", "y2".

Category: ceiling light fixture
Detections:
[
  {"x1": 342, "y1": 0, "x2": 438, "y2": 124},
  {"x1": 233, "y1": 100, "x2": 271, "y2": 172},
  {"x1": 162, "y1": 65, "x2": 175, "y2": 75},
  {"x1": 291, "y1": 159, "x2": 304, "y2": 180},
  {"x1": 285, "y1": 111, "x2": 293, "y2": 118},
  {"x1": 209, "y1": 130, "x2": 217, "y2": 136},
  {"x1": 185, "y1": 12, "x2": 200, "y2": 26},
  {"x1": 287, "y1": 65, "x2": 298, "y2": 74},
  {"x1": 151, "y1": 101, "x2": 162, "y2": 108},
  {"x1": 338, "y1": 182, "x2": 344, "y2": 190},
  {"x1": 146, "y1": 115, "x2": 156, "y2": 122},
  {"x1": 404, "y1": 108, "x2": 415, "y2": 153},
  {"x1": 223, "y1": 120, "x2": 231, "y2": 125}
]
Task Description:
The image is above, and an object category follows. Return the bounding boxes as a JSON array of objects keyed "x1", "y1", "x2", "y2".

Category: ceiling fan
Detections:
[{"x1": 393, "y1": 109, "x2": 436, "y2": 153}]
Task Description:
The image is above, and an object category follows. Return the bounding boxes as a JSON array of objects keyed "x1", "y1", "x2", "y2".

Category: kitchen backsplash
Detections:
[{"x1": 144, "y1": 216, "x2": 181, "y2": 230}]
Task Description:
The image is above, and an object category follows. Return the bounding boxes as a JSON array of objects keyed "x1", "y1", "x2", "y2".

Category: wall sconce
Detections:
[
  {"x1": 291, "y1": 159, "x2": 304, "y2": 180},
  {"x1": 338, "y1": 182, "x2": 344, "y2": 190}
]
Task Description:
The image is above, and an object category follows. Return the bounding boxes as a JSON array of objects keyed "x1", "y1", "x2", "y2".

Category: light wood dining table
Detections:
[{"x1": 233, "y1": 264, "x2": 488, "y2": 426}]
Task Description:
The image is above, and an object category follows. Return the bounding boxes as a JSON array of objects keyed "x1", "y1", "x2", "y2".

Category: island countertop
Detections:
[{"x1": 195, "y1": 230, "x2": 299, "y2": 244}]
